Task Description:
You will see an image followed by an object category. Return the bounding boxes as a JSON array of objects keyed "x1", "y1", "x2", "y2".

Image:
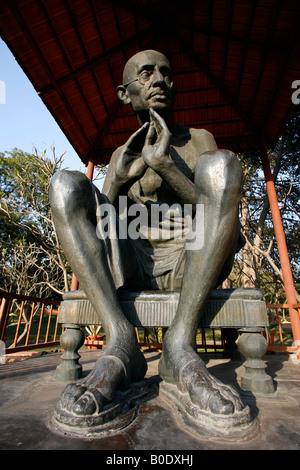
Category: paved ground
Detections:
[{"x1": 0, "y1": 348, "x2": 299, "y2": 453}]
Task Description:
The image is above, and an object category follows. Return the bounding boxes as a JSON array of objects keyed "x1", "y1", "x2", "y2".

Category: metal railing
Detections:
[
  {"x1": 133, "y1": 327, "x2": 225, "y2": 352},
  {"x1": 83, "y1": 326, "x2": 225, "y2": 352},
  {"x1": 0, "y1": 290, "x2": 62, "y2": 354},
  {"x1": 266, "y1": 303, "x2": 300, "y2": 352}
]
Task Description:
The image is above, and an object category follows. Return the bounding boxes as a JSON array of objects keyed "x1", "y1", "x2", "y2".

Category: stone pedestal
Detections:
[
  {"x1": 238, "y1": 328, "x2": 275, "y2": 394},
  {"x1": 55, "y1": 324, "x2": 85, "y2": 382}
]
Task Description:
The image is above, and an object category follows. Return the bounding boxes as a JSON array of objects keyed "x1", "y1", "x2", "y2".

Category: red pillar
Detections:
[
  {"x1": 70, "y1": 161, "x2": 95, "y2": 292},
  {"x1": 86, "y1": 160, "x2": 95, "y2": 181},
  {"x1": 261, "y1": 143, "x2": 300, "y2": 358}
]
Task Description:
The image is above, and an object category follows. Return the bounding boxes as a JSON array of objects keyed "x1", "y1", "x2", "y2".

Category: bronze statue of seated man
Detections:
[{"x1": 49, "y1": 50, "x2": 245, "y2": 419}]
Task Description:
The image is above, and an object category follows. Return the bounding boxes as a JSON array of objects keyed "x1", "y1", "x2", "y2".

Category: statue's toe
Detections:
[
  {"x1": 209, "y1": 392, "x2": 235, "y2": 415},
  {"x1": 73, "y1": 389, "x2": 104, "y2": 416},
  {"x1": 189, "y1": 384, "x2": 235, "y2": 415},
  {"x1": 61, "y1": 383, "x2": 86, "y2": 411}
]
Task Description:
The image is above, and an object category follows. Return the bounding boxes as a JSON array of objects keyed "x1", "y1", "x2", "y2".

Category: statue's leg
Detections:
[
  {"x1": 49, "y1": 170, "x2": 147, "y2": 416},
  {"x1": 159, "y1": 150, "x2": 244, "y2": 415}
]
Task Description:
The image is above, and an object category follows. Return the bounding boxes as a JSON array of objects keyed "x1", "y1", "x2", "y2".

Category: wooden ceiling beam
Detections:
[
  {"x1": 169, "y1": 26, "x2": 261, "y2": 137},
  {"x1": 246, "y1": 0, "x2": 284, "y2": 121},
  {"x1": 221, "y1": 0, "x2": 235, "y2": 84},
  {"x1": 38, "y1": 25, "x2": 153, "y2": 96},
  {"x1": 235, "y1": 0, "x2": 259, "y2": 103},
  {"x1": 262, "y1": 26, "x2": 300, "y2": 137},
  {"x1": 179, "y1": 22, "x2": 294, "y2": 56},
  {"x1": 63, "y1": 0, "x2": 109, "y2": 129}
]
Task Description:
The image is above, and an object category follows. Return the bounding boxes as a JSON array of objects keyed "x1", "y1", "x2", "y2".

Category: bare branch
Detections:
[{"x1": 243, "y1": 231, "x2": 283, "y2": 282}]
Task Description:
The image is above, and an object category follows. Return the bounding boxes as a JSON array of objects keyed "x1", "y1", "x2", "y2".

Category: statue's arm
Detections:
[
  {"x1": 102, "y1": 122, "x2": 150, "y2": 205},
  {"x1": 102, "y1": 147, "x2": 123, "y2": 204},
  {"x1": 159, "y1": 130, "x2": 218, "y2": 205},
  {"x1": 154, "y1": 157, "x2": 197, "y2": 205},
  {"x1": 143, "y1": 109, "x2": 218, "y2": 206}
]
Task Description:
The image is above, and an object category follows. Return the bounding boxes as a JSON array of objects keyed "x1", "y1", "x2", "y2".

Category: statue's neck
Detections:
[{"x1": 136, "y1": 109, "x2": 172, "y2": 129}]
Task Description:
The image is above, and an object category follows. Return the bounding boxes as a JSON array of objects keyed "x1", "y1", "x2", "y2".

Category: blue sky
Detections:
[{"x1": 0, "y1": 39, "x2": 87, "y2": 174}]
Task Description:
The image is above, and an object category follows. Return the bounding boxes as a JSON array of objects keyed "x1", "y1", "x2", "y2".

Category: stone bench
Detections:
[{"x1": 55, "y1": 288, "x2": 274, "y2": 394}]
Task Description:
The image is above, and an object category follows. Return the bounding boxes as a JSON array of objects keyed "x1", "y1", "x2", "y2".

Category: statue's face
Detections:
[{"x1": 121, "y1": 50, "x2": 176, "y2": 115}]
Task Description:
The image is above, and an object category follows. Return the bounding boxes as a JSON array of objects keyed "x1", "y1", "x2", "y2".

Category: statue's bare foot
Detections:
[
  {"x1": 60, "y1": 341, "x2": 147, "y2": 416},
  {"x1": 159, "y1": 341, "x2": 244, "y2": 416}
]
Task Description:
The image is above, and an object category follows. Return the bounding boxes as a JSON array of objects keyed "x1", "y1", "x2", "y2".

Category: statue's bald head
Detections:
[
  {"x1": 123, "y1": 50, "x2": 171, "y2": 84},
  {"x1": 118, "y1": 49, "x2": 175, "y2": 122}
]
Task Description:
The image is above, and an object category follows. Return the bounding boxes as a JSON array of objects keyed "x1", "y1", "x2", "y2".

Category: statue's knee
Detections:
[
  {"x1": 49, "y1": 170, "x2": 90, "y2": 211},
  {"x1": 195, "y1": 150, "x2": 242, "y2": 195}
]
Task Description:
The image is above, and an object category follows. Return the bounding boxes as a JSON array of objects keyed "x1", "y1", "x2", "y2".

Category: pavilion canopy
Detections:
[{"x1": 0, "y1": 0, "x2": 299, "y2": 166}]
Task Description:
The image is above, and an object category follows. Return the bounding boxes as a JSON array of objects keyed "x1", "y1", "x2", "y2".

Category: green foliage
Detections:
[
  {"x1": 0, "y1": 148, "x2": 71, "y2": 298},
  {"x1": 0, "y1": 149, "x2": 49, "y2": 246}
]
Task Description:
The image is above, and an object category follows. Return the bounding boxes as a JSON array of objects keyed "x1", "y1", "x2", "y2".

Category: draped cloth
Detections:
[{"x1": 94, "y1": 190, "x2": 188, "y2": 292}]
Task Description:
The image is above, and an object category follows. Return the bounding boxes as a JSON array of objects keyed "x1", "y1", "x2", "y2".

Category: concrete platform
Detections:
[{"x1": 0, "y1": 349, "x2": 299, "y2": 452}]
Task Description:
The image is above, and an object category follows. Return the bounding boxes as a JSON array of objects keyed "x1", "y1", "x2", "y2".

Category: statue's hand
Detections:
[
  {"x1": 142, "y1": 109, "x2": 172, "y2": 172},
  {"x1": 115, "y1": 122, "x2": 149, "y2": 185}
]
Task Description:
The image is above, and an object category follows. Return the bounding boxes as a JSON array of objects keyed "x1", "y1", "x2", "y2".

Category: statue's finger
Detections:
[
  {"x1": 125, "y1": 122, "x2": 149, "y2": 150},
  {"x1": 145, "y1": 121, "x2": 156, "y2": 146}
]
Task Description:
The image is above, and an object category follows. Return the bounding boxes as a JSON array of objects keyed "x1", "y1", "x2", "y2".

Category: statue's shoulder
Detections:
[
  {"x1": 188, "y1": 127, "x2": 218, "y2": 154},
  {"x1": 189, "y1": 127, "x2": 217, "y2": 143}
]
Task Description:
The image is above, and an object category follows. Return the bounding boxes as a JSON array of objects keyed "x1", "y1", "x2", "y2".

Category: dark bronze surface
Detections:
[{"x1": 49, "y1": 50, "x2": 271, "y2": 434}]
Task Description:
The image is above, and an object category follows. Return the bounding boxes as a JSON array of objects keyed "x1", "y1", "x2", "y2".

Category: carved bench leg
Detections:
[
  {"x1": 237, "y1": 328, "x2": 275, "y2": 394},
  {"x1": 55, "y1": 324, "x2": 85, "y2": 382}
]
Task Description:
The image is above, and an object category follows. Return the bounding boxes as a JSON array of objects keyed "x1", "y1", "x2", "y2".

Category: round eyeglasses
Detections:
[{"x1": 122, "y1": 73, "x2": 173, "y2": 88}]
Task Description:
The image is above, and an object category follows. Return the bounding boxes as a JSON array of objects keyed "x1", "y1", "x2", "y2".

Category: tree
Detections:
[
  {"x1": 0, "y1": 147, "x2": 71, "y2": 298},
  {"x1": 226, "y1": 107, "x2": 300, "y2": 303}
]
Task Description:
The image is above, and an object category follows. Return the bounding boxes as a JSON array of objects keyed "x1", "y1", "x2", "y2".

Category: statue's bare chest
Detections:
[{"x1": 129, "y1": 144, "x2": 196, "y2": 203}]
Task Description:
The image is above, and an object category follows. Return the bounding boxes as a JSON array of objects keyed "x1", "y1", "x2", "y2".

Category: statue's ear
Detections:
[{"x1": 116, "y1": 86, "x2": 131, "y2": 105}]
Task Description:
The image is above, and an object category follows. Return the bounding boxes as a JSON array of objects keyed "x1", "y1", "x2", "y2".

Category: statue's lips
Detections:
[{"x1": 147, "y1": 90, "x2": 169, "y2": 100}]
